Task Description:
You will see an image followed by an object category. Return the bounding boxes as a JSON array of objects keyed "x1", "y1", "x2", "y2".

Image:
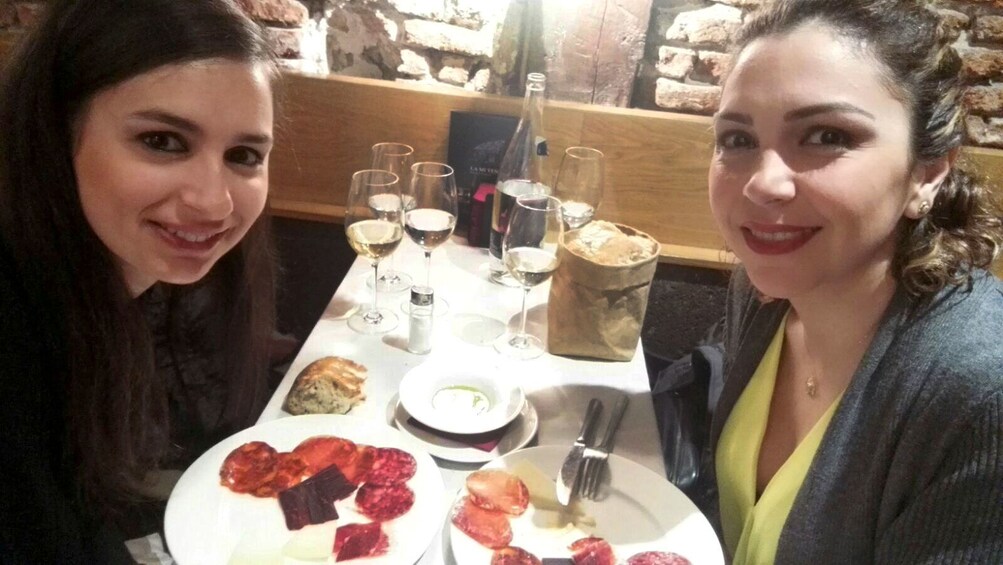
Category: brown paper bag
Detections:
[{"x1": 547, "y1": 223, "x2": 660, "y2": 361}]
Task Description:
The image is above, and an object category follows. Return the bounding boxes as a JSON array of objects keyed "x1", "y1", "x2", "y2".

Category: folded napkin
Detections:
[{"x1": 407, "y1": 417, "x2": 508, "y2": 452}]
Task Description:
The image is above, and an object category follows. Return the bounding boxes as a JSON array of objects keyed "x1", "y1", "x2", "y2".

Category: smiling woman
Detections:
[
  {"x1": 0, "y1": 1, "x2": 279, "y2": 563},
  {"x1": 704, "y1": 0, "x2": 1003, "y2": 563}
]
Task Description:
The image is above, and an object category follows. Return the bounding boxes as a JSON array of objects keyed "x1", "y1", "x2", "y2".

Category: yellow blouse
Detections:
[{"x1": 716, "y1": 316, "x2": 843, "y2": 564}]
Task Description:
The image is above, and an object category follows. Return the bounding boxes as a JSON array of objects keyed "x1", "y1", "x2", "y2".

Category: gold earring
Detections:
[{"x1": 918, "y1": 201, "x2": 930, "y2": 216}]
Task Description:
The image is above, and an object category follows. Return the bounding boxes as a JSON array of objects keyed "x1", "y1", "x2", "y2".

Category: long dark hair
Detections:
[
  {"x1": 735, "y1": 0, "x2": 1003, "y2": 297},
  {"x1": 0, "y1": 0, "x2": 277, "y2": 514}
]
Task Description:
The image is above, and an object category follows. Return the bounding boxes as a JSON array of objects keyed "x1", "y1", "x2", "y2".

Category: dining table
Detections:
[{"x1": 257, "y1": 234, "x2": 671, "y2": 565}]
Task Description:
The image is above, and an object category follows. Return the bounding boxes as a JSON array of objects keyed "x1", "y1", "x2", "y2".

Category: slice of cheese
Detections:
[{"x1": 282, "y1": 522, "x2": 339, "y2": 562}]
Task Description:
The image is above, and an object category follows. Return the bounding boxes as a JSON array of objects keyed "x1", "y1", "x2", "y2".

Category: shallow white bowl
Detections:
[{"x1": 398, "y1": 363, "x2": 525, "y2": 435}]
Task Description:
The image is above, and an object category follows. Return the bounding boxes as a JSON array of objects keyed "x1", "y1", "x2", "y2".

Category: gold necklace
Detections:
[{"x1": 806, "y1": 373, "x2": 818, "y2": 398}]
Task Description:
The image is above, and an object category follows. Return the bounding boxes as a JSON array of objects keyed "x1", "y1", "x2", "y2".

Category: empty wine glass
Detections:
[
  {"x1": 553, "y1": 146, "x2": 604, "y2": 229},
  {"x1": 345, "y1": 170, "x2": 404, "y2": 334},
  {"x1": 403, "y1": 162, "x2": 457, "y2": 316},
  {"x1": 368, "y1": 142, "x2": 415, "y2": 293},
  {"x1": 495, "y1": 194, "x2": 563, "y2": 360}
]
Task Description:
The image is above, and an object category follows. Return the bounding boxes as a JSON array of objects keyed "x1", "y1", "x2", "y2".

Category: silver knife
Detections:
[{"x1": 556, "y1": 398, "x2": 603, "y2": 506}]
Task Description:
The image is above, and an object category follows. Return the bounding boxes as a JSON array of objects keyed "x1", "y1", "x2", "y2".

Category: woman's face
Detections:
[
  {"x1": 73, "y1": 60, "x2": 273, "y2": 295},
  {"x1": 709, "y1": 25, "x2": 936, "y2": 301}
]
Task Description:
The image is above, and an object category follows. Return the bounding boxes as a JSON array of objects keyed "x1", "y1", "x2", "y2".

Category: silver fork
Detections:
[{"x1": 580, "y1": 394, "x2": 629, "y2": 500}]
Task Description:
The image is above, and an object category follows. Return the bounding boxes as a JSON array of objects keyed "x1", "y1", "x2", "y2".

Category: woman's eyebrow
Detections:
[
  {"x1": 785, "y1": 102, "x2": 875, "y2": 121},
  {"x1": 714, "y1": 111, "x2": 753, "y2": 125}
]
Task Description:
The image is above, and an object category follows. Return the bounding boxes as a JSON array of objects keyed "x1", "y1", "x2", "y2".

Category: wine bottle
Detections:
[{"x1": 489, "y1": 72, "x2": 550, "y2": 284}]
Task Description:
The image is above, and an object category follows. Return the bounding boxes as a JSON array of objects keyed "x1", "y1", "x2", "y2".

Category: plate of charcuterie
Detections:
[
  {"x1": 165, "y1": 414, "x2": 444, "y2": 564},
  {"x1": 447, "y1": 446, "x2": 723, "y2": 564}
]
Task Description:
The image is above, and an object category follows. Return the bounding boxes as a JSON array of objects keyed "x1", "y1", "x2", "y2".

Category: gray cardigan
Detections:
[{"x1": 710, "y1": 268, "x2": 1003, "y2": 564}]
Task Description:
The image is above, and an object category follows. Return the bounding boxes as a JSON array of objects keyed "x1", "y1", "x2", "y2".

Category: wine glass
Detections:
[
  {"x1": 345, "y1": 169, "x2": 404, "y2": 334},
  {"x1": 368, "y1": 142, "x2": 415, "y2": 293},
  {"x1": 403, "y1": 162, "x2": 458, "y2": 315},
  {"x1": 553, "y1": 146, "x2": 604, "y2": 229},
  {"x1": 495, "y1": 194, "x2": 563, "y2": 360}
]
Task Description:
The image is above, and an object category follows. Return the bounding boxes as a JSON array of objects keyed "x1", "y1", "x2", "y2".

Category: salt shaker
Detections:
[{"x1": 407, "y1": 285, "x2": 434, "y2": 354}]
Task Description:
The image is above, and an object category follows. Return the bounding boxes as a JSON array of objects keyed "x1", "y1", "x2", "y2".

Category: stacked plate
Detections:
[{"x1": 394, "y1": 363, "x2": 538, "y2": 463}]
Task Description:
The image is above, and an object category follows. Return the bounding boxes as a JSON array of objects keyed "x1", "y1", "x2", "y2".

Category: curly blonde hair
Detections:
[{"x1": 737, "y1": 0, "x2": 1003, "y2": 298}]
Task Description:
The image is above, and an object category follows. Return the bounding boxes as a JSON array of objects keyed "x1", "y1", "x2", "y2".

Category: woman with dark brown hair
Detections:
[
  {"x1": 708, "y1": 0, "x2": 1003, "y2": 562},
  {"x1": 0, "y1": 0, "x2": 278, "y2": 562}
]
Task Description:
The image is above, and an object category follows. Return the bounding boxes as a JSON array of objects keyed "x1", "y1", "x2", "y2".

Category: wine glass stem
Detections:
[
  {"x1": 424, "y1": 251, "x2": 432, "y2": 287},
  {"x1": 371, "y1": 262, "x2": 380, "y2": 314},
  {"x1": 518, "y1": 287, "x2": 530, "y2": 337}
]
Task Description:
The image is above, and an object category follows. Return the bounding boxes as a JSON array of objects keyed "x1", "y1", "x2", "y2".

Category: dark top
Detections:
[
  {"x1": 0, "y1": 242, "x2": 239, "y2": 563},
  {"x1": 711, "y1": 267, "x2": 1003, "y2": 563}
]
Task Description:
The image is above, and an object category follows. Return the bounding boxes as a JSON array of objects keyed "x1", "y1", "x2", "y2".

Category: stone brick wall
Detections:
[{"x1": 5, "y1": 0, "x2": 1003, "y2": 147}]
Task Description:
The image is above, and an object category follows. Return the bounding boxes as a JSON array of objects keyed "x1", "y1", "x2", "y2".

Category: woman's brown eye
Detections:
[
  {"x1": 142, "y1": 132, "x2": 185, "y2": 153},
  {"x1": 226, "y1": 146, "x2": 263, "y2": 167}
]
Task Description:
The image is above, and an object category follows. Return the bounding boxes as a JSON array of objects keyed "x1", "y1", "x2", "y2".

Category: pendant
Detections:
[{"x1": 806, "y1": 376, "x2": 818, "y2": 398}]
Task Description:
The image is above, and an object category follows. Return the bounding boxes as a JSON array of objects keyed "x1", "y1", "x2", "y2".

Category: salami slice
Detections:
[
  {"x1": 341, "y1": 444, "x2": 377, "y2": 485},
  {"x1": 355, "y1": 482, "x2": 415, "y2": 521},
  {"x1": 253, "y1": 452, "x2": 308, "y2": 497},
  {"x1": 625, "y1": 551, "x2": 692, "y2": 565},
  {"x1": 365, "y1": 447, "x2": 417, "y2": 485},
  {"x1": 334, "y1": 522, "x2": 389, "y2": 562},
  {"x1": 219, "y1": 441, "x2": 279, "y2": 495},
  {"x1": 450, "y1": 496, "x2": 513, "y2": 549},
  {"x1": 466, "y1": 470, "x2": 529, "y2": 516},
  {"x1": 292, "y1": 435, "x2": 359, "y2": 476},
  {"x1": 569, "y1": 537, "x2": 616, "y2": 565},
  {"x1": 492, "y1": 546, "x2": 543, "y2": 565}
]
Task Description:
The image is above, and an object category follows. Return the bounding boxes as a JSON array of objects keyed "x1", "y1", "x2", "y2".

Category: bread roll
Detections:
[
  {"x1": 283, "y1": 356, "x2": 367, "y2": 415},
  {"x1": 566, "y1": 221, "x2": 656, "y2": 265}
]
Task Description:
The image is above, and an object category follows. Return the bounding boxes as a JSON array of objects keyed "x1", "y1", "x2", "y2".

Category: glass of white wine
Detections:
[
  {"x1": 404, "y1": 162, "x2": 457, "y2": 315},
  {"x1": 553, "y1": 146, "x2": 604, "y2": 229},
  {"x1": 495, "y1": 194, "x2": 563, "y2": 360},
  {"x1": 369, "y1": 142, "x2": 415, "y2": 293},
  {"x1": 345, "y1": 169, "x2": 404, "y2": 334}
]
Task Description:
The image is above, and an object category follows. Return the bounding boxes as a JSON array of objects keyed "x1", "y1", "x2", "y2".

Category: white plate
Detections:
[
  {"x1": 393, "y1": 398, "x2": 539, "y2": 464},
  {"x1": 448, "y1": 445, "x2": 724, "y2": 565},
  {"x1": 398, "y1": 362, "x2": 525, "y2": 435},
  {"x1": 165, "y1": 414, "x2": 445, "y2": 565}
]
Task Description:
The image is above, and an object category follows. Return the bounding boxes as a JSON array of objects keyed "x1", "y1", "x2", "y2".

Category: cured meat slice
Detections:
[
  {"x1": 253, "y1": 452, "x2": 308, "y2": 497},
  {"x1": 219, "y1": 441, "x2": 279, "y2": 495},
  {"x1": 492, "y1": 546, "x2": 543, "y2": 565},
  {"x1": 450, "y1": 496, "x2": 513, "y2": 549},
  {"x1": 466, "y1": 470, "x2": 529, "y2": 516},
  {"x1": 355, "y1": 482, "x2": 415, "y2": 521},
  {"x1": 278, "y1": 464, "x2": 357, "y2": 530},
  {"x1": 292, "y1": 435, "x2": 359, "y2": 476},
  {"x1": 341, "y1": 444, "x2": 377, "y2": 485},
  {"x1": 365, "y1": 447, "x2": 417, "y2": 485},
  {"x1": 625, "y1": 551, "x2": 692, "y2": 565},
  {"x1": 569, "y1": 537, "x2": 616, "y2": 565},
  {"x1": 334, "y1": 522, "x2": 389, "y2": 562}
]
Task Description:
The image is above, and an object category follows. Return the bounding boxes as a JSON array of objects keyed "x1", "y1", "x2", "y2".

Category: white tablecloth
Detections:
[{"x1": 258, "y1": 236, "x2": 666, "y2": 564}]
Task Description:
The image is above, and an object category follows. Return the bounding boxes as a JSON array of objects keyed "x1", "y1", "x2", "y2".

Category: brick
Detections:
[
  {"x1": 236, "y1": 0, "x2": 307, "y2": 27},
  {"x1": 276, "y1": 58, "x2": 326, "y2": 75},
  {"x1": 963, "y1": 84, "x2": 1003, "y2": 115},
  {"x1": 264, "y1": 26, "x2": 304, "y2": 58},
  {"x1": 696, "y1": 51, "x2": 732, "y2": 84},
  {"x1": 467, "y1": 67, "x2": 491, "y2": 92},
  {"x1": 654, "y1": 78, "x2": 721, "y2": 114},
  {"x1": 438, "y1": 64, "x2": 469, "y2": 86},
  {"x1": 403, "y1": 19, "x2": 492, "y2": 57},
  {"x1": 959, "y1": 45, "x2": 1003, "y2": 80},
  {"x1": 397, "y1": 48, "x2": 431, "y2": 78},
  {"x1": 666, "y1": 4, "x2": 742, "y2": 49},
  {"x1": 974, "y1": 15, "x2": 1003, "y2": 44},
  {"x1": 656, "y1": 46, "x2": 696, "y2": 79},
  {"x1": 936, "y1": 9, "x2": 970, "y2": 43},
  {"x1": 387, "y1": 0, "x2": 445, "y2": 20},
  {"x1": 965, "y1": 115, "x2": 1003, "y2": 148}
]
